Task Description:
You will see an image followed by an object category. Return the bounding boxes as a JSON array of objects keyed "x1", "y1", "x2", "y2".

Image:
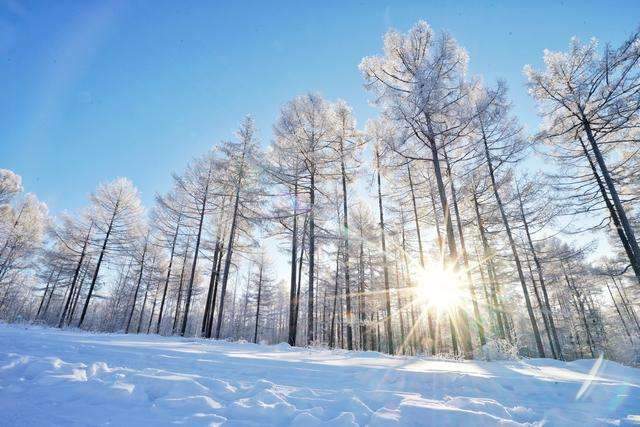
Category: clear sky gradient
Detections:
[{"x1": 2, "y1": 0, "x2": 639, "y2": 214}]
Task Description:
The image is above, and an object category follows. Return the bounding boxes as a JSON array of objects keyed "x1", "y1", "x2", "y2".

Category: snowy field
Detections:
[{"x1": 0, "y1": 324, "x2": 638, "y2": 426}]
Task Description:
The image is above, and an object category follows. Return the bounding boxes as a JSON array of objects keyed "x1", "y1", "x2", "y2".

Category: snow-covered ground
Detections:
[{"x1": 0, "y1": 324, "x2": 638, "y2": 426}]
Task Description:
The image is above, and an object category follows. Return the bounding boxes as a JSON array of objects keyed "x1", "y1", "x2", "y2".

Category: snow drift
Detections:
[{"x1": 0, "y1": 324, "x2": 638, "y2": 426}]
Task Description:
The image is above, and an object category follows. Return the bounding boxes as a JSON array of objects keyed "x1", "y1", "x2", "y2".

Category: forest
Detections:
[{"x1": 2, "y1": 20, "x2": 640, "y2": 367}]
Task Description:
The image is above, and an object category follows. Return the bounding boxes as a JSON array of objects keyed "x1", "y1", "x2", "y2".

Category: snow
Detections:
[{"x1": 0, "y1": 324, "x2": 638, "y2": 426}]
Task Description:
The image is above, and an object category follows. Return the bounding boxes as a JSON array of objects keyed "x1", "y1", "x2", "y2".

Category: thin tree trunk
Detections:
[
  {"x1": 605, "y1": 279, "x2": 633, "y2": 342},
  {"x1": 376, "y1": 147, "x2": 394, "y2": 355},
  {"x1": 444, "y1": 150, "x2": 485, "y2": 346},
  {"x1": 36, "y1": 269, "x2": 55, "y2": 319},
  {"x1": 157, "y1": 213, "x2": 181, "y2": 334},
  {"x1": 339, "y1": 148, "x2": 354, "y2": 350},
  {"x1": 181, "y1": 180, "x2": 209, "y2": 336},
  {"x1": 579, "y1": 138, "x2": 640, "y2": 284},
  {"x1": 202, "y1": 243, "x2": 220, "y2": 337},
  {"x1": 394, "y1": 257, "x2": 406, "y2": 354},
  {"x1": 582, "y1": 121, "x2": 640, "y2": 275},
  {"x1": 307, "y1": 170, "x2": 316, "y2": 345},
  {"x1": 253, "y1": 263, "x2": 264, "y2": 343},
  {"x1": 136, "y1": 283, "x2": 149, "y2": 334},
  {"x1": 563, "y1": 266, "x2": 595, "y2": 358},
  {"x1": 612, "y1": 276, "x2": 640, "y2": 334},
  {"x1": 358, "y1": 228, "x2": 367, "y2": 350},
  {"x1": 206, "y1": 241, "x2": 225, "y2": 338},
  {"x1": 58, "y1": 222, "x2": 93, "y2": 328},
  {"x1": 516, "y1": 185, "x2": 563, "y2": 359},
  {"x1": 329, "y1": 247, "x2": 341, "y2": 348},
  {"x1": 472, "y1": 190, "x2": 506, "y2": 339},
  {"x1": 173, "y1": 237, "x2": 190, "y2": 334},
  {"x1": 146, "y1": 279, "x2": 160, "y2": 334},
  {"x1": 428, "y1": 142, "x2": 471, "y2": 358},
  {"x1": 408, "y1": 164, "x2": 435, "y2": 354},
  {"x1": 288, "y1": 180, "x2": 299, "y2": 345},
  {"x1": 215, "y1": 186, "x2": 242, "y2": 339},
  {"x1": 481, "y1": 136, "x2": 545, "y2": 357},
  {"x1": 293, "y1": 215, "x2": 308, "y2": 342},
  {"x1": 215, "y1": 138, "x2": 249, "y2": 339},
  {"x1": 126, "y1": 238, "x2": 148, "y2": 333},
  {"x1": 79, "y1": 202, "x2": 119, "y2": 327},
  {"x1": 524, "y1": 249, "x2": 557, "y2": 359},
  {"x1": 399, "y1": 215, "x2": 420, "y2": 354},
  {"x1": 42, "y1": 269, "x2": 62, "y2": 319},
  {"x1": 69, "y1": 262, "x2": 90, "y2": 325}
]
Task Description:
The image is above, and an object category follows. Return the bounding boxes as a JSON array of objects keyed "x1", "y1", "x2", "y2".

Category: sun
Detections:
[{"x1": 414, "y1": 264, "x2": 465, "y2": 311}]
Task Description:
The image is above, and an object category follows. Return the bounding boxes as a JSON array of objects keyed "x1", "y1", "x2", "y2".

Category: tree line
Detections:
[{"x1": 1, "y1": 21, "x2": 639, "y2": 364}]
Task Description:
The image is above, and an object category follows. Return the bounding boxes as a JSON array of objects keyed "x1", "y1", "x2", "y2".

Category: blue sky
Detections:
[{"x1": 2, "y1": 0, "x2": 639, "y2": 214}]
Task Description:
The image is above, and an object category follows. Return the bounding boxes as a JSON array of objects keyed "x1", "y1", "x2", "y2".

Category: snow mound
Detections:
[{"x1": 0, "y1": 324, "x2": 638, "y2": 426}]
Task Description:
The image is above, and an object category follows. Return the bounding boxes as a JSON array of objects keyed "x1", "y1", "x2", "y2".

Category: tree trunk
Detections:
[
  {"x1": 181, "y1": 184, "x2": 209, "y2": 336},
  {"x1": 605, "y1": 279, "x2": 633, "y2": 342},
  {"x1": 399, "y1": 215, "x2": 420, "y2": 354},
  {"x1": 306, "y1": 170, "x2": 317, "y2": 345},
  {"x1": 472, "y1": 190, "x2": 506, "y2": 339},
  {"x1": 126, "y1": 238, "x2": 148, "y2": 333},
  {"x1": 578, "y1": 137, "x2": 640, "y2": 284},
  {"x1": 69, "y1": 262, "x2": 90, "y2": 325},
  {"x1": 146, "y1": 280, "x2": 160, "y2": 334},
  {"x1": 339, "y1": 149, "x2": 354, "y2": 350},
  {"x1": 524, "y1": 249, "x2": 557, "y2": 359},
  {"x1": 444, "y1": 149, "x2": 485, "y2": 346},
  {"x1": 36, "y1": 269, "x2": 55, "y2": 319},
  {"x1": 612, "y1": 276, "x2": 640, "y2": 334},
  {"x1": 206, "y1": 241, "x2": 224, "y2": 338},
  {"x1": 173, "y1": 237, "x2": 190, "y2": 334},
  {"x1": 358, "y1": 229, "x2": 367, "y2": 350},
  {"x1": 288, "y1": 180, "x2": 299, "y2": 346},
  {"x1": 136, "y1": 282, "x2": 150, "y2": 334},
  {"x1": 563, "y1": 266, "x2": 595, "y2": 358},
  {"x1": 376, "y1": 147, "x2": 394, "y2": 355},
  {"x1": 329, "y1": 247, "x2": 341, "y2": 348},
  {"x1": 215, "y1": 186, "x2": 241, "y2": 339},
  {"x1": 429, "y1": 143, "x2": 471, "y2": 358},
  {"x1": 516, "y1": 184, "x2": 564, "y2": 360},
  {"x1": 202, "y1": 241, "x2": 220, "y2": 337},
  {"x1": 481, "y1": 136, "x2": 545, "y2": 357},
  {"x1": 253, "y1": 263, "x2": 263, "y2": 343},
  {"x1": 42, "y1": 269, "x2": 62, "y2": 319},
  {"x1": 79, "y1": 202, "x2": 119, "y2": 327},
  {"x1": 293, "y1": 215, "x2": 308, "y2": 342},
  {"x1": 58, "y1": 222, "x2": 93, "y2": 328},
  {"x1": 582, "y1": 121, "x2": 640, "y2": 277},
  {"x1": 394, "y1": 258, "x2": 406, "y2": 354},
  {"x1": 408, "y1": 164, "x2": 435, "y2": 354},
  {"x1": 157, "y1": 213, "x2": 181, "y2": 334}
]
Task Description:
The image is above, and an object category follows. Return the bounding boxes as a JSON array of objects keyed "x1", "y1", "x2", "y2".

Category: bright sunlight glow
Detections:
[{"x1": 415, "y1": 264, "x2": 465, "y2": 311}]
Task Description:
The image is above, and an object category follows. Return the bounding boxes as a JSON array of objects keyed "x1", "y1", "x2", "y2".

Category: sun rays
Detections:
[{"x1": 414, "y1": 264, "x2": 466, "y2": 312}]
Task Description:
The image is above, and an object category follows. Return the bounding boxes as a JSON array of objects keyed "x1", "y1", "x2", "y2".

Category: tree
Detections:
[
  {"x1": 173, "y1": 153, "x2": 218, "y2": 336},
  {"x1": 361, "y1": 21, "x2": 474, "y2": 356},
  {"x1": 469, "y1": 83, "x2": 546, "y2": 357},
  {"x1": 526, "y1": 33, "x2": 640, "y2": 284},
  {"x1": 0, "y1": 169, "x2": 22, "y2": 206},
  {"x1": 0, "y1": 192, "x2": 48, "y2": 295},
  {"x1": 78, "y1": 178, "x2": 144, "y2": 327},
  {"x1": 153, "y1": 190, "x2": 185, "y2": 334},
  {"x1": 215, "y1": 116, "x2": 262, "y2": 339},
  {"x1": 367, "y1": 118, "x2": 396, "y2": 355},
  {"x1": 329, "y1": 100, "x2": 361, "y2": 350},
  {"x1": 273, "y1": 94, "x2": 335, "y2": 345}
]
